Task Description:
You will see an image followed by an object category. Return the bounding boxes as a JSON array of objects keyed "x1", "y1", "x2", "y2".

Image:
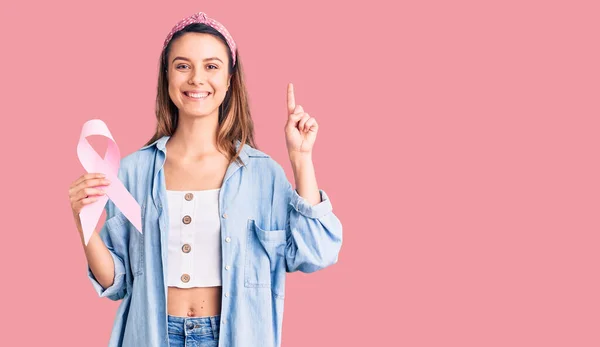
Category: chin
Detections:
[{"x1": 188, "y1": 108, "x2": 218, "y2": 117}]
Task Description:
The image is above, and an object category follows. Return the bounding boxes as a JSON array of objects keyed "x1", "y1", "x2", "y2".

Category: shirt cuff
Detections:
[
  {"x1": 87, "y1": 251, "x2": 126, "y2": 299},
  {"x1": 289, "y1": 188, "x2": 333, "y2": 219}
]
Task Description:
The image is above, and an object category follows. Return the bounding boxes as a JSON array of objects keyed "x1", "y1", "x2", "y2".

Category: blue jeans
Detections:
[{"x1": 167, "y1": 314, "x2": 220, "y2": 347}]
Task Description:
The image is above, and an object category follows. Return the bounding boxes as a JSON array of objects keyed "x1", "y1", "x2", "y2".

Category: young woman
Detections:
[{"x1": 68, "y1": 12, "x2": 342, "y2": 347}]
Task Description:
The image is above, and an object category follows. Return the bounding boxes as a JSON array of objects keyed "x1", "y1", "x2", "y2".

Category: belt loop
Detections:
[{"x1": 210, "y1": 316, "x2": 216, "y2": 339}]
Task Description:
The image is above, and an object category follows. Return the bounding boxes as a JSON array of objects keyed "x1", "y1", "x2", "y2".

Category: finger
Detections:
[
  {"x1": 77, "y1": 173, "x2": 106, "y2": 187},
  {"x1": 83, "y1": 177, "x2": 111, "y2": 189},
  {"x1": 298, "y1": 114, "x2": 310, "y2": 132},
  {"x1": 305, "y1": 117, "x2": 318, "y2": 132},
  {"x1": 72, "y1": 178, "x2": 111, "y2": 198},
  {"x1": 287, "y1": 83, "x2": 296, "y2": 115},
  {"x1": 71, "y1": 173, "x2": 106, "y2": 189},
  {"x1": 287, "y1": 105, "x2": 304, "y2": 124},
  {"x1": 77, "y1": 196, "x2": 101, "y2": 211},
  {"x1": 76, "y1": 187, "x2": 106, "y2": 201},
  {"x1": 293, "y1": 105, "x2": 304, "y2": 115},
  {"x1": 287, "y1": 111, "x2": 305, "y2": 126}
]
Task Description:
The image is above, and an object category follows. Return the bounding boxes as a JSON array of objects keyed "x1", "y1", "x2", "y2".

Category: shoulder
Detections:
[
  {"x1": 120, "y1": 150, "x2": 145, "y2": 169},
  {"x1": 242, "y1": 144, "x2": 288, "y2": 181},
  {"x1": 116, "y1": 147, "x2": 153, "y2": 181}
]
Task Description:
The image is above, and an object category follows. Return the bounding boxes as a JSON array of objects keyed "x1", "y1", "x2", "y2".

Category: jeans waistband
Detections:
[{"x1": 168, "y1": 314, "x2": 220, "y2": 338}]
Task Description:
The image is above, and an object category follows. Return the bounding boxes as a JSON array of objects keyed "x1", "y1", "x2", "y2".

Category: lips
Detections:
[{"x1": 183, "y1": 91, "x2": 211, "y2": 100}]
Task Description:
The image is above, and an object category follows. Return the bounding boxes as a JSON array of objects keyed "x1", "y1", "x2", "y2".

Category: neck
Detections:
[{"x1": 168, "y1": 111, "x2": 221, "y2": 159}]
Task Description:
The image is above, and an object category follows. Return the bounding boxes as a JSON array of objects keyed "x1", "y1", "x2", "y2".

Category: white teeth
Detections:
[{"x1": 186, "y1": 92, "x2": 209, "y2": 99}]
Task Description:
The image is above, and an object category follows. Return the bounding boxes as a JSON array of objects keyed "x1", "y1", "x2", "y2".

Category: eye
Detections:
[
  {"x1": 176, "y1": 64, "x2": 189, "y2": 69},
  {"x1": 207, "y1": 64, "x2": 218, "y2": 70}
]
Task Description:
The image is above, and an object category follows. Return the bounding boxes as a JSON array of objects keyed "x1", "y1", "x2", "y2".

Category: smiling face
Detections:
[{"x1": 166, "y1": 32, "x2": 231, "y2": 119}]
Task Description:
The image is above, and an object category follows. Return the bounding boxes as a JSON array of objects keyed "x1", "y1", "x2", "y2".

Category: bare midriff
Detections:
[{"x1": 167, "y1": 286, "x2": 222, "y2": 317}]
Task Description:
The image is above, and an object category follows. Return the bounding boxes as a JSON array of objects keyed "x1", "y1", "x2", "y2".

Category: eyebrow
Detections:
[{"x1": 171, "y1": 56, "x2": 224, "y2": 64}]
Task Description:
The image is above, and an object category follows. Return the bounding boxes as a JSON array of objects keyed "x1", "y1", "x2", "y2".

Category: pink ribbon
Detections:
[{"x1": 77, "y1": 119, "x2": 142, "y2": 245}]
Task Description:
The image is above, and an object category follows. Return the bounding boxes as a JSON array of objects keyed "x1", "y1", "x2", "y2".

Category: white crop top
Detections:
[{"x1": 166, "y1": 189, "x2": 222, "y2": 288}]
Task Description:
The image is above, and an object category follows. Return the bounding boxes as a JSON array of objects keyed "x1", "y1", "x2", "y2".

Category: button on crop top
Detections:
[{"x1": 166, "y1": 189, "x2": 222, "y2": 288}]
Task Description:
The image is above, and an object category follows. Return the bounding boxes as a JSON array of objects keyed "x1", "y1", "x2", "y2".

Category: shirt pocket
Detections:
[
  {"x1": 104, "y1": 211, "x2": 128, "y2": 233},
  {"x1": 245, "y1": 219, "x2": 287, "y2": 299},
  {"x1": 128, "y1": 199, "x2": 146, "y2": 277}
]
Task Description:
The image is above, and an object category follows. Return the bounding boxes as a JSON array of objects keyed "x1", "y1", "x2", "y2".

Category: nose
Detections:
[{"x1": 189, "y1": 68, "x2": 206, "y2": 85}]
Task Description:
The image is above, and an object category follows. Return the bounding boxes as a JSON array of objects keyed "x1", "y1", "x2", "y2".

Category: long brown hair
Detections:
[{"x1": 143, "y1": 23, "x2": 258, "y2": 166}]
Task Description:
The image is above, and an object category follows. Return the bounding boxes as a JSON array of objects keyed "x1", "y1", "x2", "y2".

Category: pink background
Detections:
[{"x1": 2, "y1": 0, "x2": 599, "y2": 345}]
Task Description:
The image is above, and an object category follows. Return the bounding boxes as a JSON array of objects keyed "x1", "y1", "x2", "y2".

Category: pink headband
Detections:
[{"x1": 162, "y1": 12, "x2": 237, "y2": 66}]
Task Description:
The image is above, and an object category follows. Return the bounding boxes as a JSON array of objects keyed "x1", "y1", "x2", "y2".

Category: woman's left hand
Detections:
[{"x1": 285, "y1": 83, "x2": 318, "y2": 158}]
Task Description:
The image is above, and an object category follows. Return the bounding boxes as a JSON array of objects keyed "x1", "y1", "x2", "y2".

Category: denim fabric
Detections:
[
  {"x1": 168, "y1": 314, "x2": 220, "y2": 347},
  {"x1": 86, "y1": 135, "x2": 343, "y2": 346}
]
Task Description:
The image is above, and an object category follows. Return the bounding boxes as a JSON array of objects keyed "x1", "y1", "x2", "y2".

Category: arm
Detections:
[
  {"x1": 77, "y1": 221, "x2": 115, "y2": 290},
  {"x1": 82, "y1": 173, "x2": 129, "y2": 301},
  {"x1": 290, "y1": 154, "x2": 321, "y2": 205},
  {"x1": 280, "y1": 82, "x2": 342, "y2": 272},
  {"x1": 274, "y1": 159, "x2": 343, "y2": 273}
]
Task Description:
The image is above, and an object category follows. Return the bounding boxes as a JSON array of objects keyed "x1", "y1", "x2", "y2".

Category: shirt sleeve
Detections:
[{"x1": 273, "y1": 163, "x2": 343, "y2": 273}]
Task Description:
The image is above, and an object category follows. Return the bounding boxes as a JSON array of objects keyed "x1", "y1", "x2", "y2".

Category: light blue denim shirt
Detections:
[{"x1": 87, "y1": 135, "x2": 343, "y2": 346}]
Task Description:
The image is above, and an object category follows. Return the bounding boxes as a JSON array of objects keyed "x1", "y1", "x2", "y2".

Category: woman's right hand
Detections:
[
  {"x1": 69, "y1": 173, "x2": 112, "y2": 231},
  {"x1": 70, "y1": 173, "x2": 117, "y2": 287}
]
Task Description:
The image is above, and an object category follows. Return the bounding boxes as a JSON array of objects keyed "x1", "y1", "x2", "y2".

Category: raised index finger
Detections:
[{"x1": 287, "y1": 82, "x2": 295, "y2": 115}]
